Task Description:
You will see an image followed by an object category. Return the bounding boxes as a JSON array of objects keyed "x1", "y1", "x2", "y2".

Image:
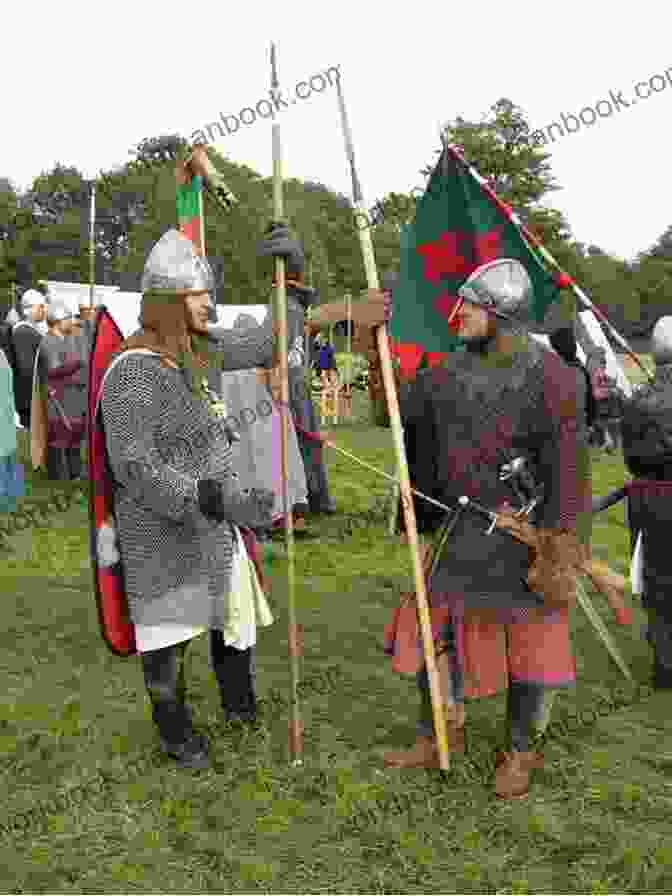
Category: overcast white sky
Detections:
[{"x1": 4, "y1": 0, "x2": 670, "y2": 262}]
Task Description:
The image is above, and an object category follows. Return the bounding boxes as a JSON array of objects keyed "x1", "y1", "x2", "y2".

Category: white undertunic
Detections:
[
  {"x1": 134, "y1": 526, "x2": 273, "y2": 653},
  {"x1": 630, "y1": 531, "x2": 644, "y2": 596}
]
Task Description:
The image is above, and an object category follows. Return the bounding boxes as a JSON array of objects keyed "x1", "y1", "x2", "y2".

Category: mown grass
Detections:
[{"x1": 1, "y1": 388, "x2": 671, "y2": 893}]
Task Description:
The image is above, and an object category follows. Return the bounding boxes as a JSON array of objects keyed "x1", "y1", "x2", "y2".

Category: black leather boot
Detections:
[
  {"x1": 141, "y1": 642, "x2": 210, "y2": 769},
  {"x1": 210, "y1": 631, "x2": 257, "y2": 723},
  {"x1": 653, "y1": 659, "x2": 672, "y2": 690},
  {"x1": 47, "y1": 447, "x2": 69, "y2": 481},
  {"x1": 67, "y1": 444, "x2": 83, "y2": 480},
  {"x1": 152, "y1": 701, "x2": 210, "y2": 769}
]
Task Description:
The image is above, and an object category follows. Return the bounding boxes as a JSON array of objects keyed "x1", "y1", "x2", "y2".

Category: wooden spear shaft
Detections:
[
  {"x1": 346, "y1": 292, "x2": 352, "y2": 419},
  {"x1": 335, "y1": 76, "x2": 451, "y2": 771},
  {"x1": 346, "y1": 293, "x2": 352, "y2": 383},
  {"x1": 271, "y1": 42, "x2": 303, "y2": 764},
  {"x1": 363, "y1": 227, "x2": 451, "y2": 772},
  {"x1": 88, "y1": 182, "x2": 96, "y2": 308}
]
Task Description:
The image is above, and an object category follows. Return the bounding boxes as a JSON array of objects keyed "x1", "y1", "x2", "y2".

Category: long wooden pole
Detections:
[
  {"x1": 305, "y1": 257, "x2": 312, "y2": 385},
  {"x1": 271, "y1": 43, "x2": 303, "y2": 765},
  {"x1": 346, "y1": 293, "x2": 352, "y2": 383},
  {"x1": 387, "y1": 480, "x2": 400, "y2": 536},
  {"x1": 88, "y1": 181, "x2": 96, "y2": 308},
  {"x1": 335, "y1": 74, "x2": 451, "y2": 771}
]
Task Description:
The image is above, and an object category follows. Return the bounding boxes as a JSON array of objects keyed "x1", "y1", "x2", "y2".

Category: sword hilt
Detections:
[{"x1": 592, "y1": 485, "x2": 627, "y2": 514}]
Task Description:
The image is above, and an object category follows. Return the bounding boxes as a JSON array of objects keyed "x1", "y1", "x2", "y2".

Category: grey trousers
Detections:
[{"x1": 47, "y1": 445, "x2": 82, "y2": 481}]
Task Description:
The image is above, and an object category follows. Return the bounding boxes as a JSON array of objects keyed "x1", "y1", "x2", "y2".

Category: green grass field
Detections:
[{"x1": 2, "y1": 386, "x2": 672, "y2": 893}]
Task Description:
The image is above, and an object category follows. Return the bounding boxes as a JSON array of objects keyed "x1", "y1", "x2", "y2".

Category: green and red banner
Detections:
[
  {"x1": 176, "y1": 171, "x2": 204, "y2": 255},
  {"x1": 389, "y1": 145, "x2": 572, "y2": 379}
]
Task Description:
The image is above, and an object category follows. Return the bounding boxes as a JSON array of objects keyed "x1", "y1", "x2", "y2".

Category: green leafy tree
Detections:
[
  {"x1": 645, "y1": 224, "x2": 672, "y2": 261},
  {"x1": 435, "y1": 98, "x2": 570, "y2": 249}
]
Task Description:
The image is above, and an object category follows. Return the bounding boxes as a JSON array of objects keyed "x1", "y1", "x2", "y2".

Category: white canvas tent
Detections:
[
  {"x1": 41, "y1": 281, "x2": 120, "y2": 315},
  {"x1": 214, "y1": 305, "x2": 268, "y2": 328},
  {"x1": 99, "y1": 292, "x2": 142, "y2": 338}
]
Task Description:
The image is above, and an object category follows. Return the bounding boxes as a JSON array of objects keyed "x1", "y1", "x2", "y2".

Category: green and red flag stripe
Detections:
[
  {"x1": 176, "y1": 166, "x2": 204, "y2": 256},
  {"x1": 389, "y1": 144, "x2": 574, "y2": 380}
]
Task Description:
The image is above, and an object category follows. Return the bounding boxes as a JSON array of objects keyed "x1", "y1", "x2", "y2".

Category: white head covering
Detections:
[
  {"x1": 21, "y1": 289, "x2": 46, "y2": 310},
  {"x1": 46, "y1": 300, "x2": 74, "y2": 323},
  {"x1": 651, "y1": 316, "x2": 672, "y2": 366},
  {"x1": 141, "y1": 229, "x2": 215, "y2": 302}
]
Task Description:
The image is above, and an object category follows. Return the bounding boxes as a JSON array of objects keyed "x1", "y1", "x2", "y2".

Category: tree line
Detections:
[{"x1": 1, "y1": 102, "x2": 670, "y2": 339}]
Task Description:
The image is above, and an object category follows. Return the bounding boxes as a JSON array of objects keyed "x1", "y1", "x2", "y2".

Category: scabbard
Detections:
[
  {"x1": 48, "y1": 393, "x2": 73, "y2": 432},
  {"x1": 592, "y1": 485, "x2": 627, "y2": 514},
  {"x1": 427, "y1": 502, "x2": 466, "y2": 580}
]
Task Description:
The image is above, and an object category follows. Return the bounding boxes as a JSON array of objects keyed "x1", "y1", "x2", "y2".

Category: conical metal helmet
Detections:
[
  {"x1": 457, "y1": 258, "x2": 533, "y2": 324},
  {"x1": 141, "y1": 229, "x2": 215, "y2": 300},
  {"x1": 651, "y1": 316, "x2": 672, "y2": 365}
]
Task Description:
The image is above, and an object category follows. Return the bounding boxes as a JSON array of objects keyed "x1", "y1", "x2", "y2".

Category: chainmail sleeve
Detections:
[
  {"x1": 101, "y1": 355, "x2": 199, "y2": 522},
  {"x1": 621, "y1": 378, "x2": 672, "y2": 477},
  {"x1": 535, "y1": 351, "x2": 586, "y2": 532},
  {"x1": 207, "y1": 307, "x2": 276, "y2": 370}
]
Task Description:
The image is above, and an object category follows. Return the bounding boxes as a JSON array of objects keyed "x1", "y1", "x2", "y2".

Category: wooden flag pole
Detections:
[
  {"x1": 88, "y1": 181, "x2": 96, "y2": 309},
  {"x1": 387, "y1": 481, "x2": 400, "y2": 536},
  {"x1": 271, "y1": 43, "x2": 303, "y2": 765},
  {"x1": 335, "y1": 75, "x2": 451, "y2": 771},
  {"x1": 346, "y1": 293, "x2": 352, "y2": 375}
]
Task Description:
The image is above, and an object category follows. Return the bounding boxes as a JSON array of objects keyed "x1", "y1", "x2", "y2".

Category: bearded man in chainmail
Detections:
[
  {"x1": 621, "y1": 316, "x2": 672, "y2": 690},
  {"x1": 384, "y1": 259, "x2": 589, "y2": 800},
  {"x1": 98, "y1": 228, "x2": 291, "y2": 770}
]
